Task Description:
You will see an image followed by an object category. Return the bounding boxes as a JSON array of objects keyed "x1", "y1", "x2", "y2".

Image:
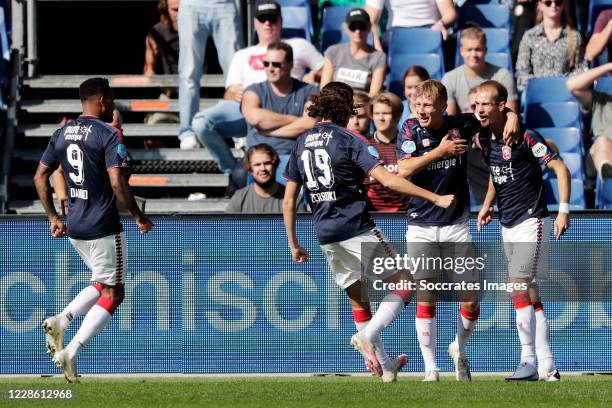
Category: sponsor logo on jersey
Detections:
[
  {"x1": 304, "y1": 131, "x2": 333, "y2": 148},
  {"x1": 502, "y1": 145, "x2": 512, "y2": 160},
  {"x1": 401, "y1": 140, "x2": 416, "y2": 154},
  {"x1": 117, "y1": 144, "x2": 128, "y2": 158},
  {"x1": 410, "y1": 212, "x2": 418, "y2": 218},
  {"x1": 531, "y1": 142, "x2": 547, "y2": 158}
]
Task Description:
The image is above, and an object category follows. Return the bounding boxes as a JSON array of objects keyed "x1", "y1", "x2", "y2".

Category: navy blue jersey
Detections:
[
  {"x1": 397, "y1": 114, "x2": 483, "y2": 226},
  {"x1": 40, "y1": 116, "x2": 129, "y2": 240},
  {"x1": 284, "y1": 122, "x2": 381, "y2": 245},
  {"x1": 479, "y1": 126, "x2": 556, "y2": 228}
]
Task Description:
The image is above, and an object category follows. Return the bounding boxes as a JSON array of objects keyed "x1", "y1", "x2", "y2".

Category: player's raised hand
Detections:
[
  {"x1": 502, "y1": 109, "x2": 521, "y2": 145},
  {"x1": 434, "y1": 194, "x2": 455, "y2": 209},
  {"x1": 477, "y1": 207, "x2": 493, "y2": 231},
  {"x1": 136, "y1": 215, "x2": 154, "y2": 234},
  {"x1": 291, "y1": 245, "x2": 309, "y2": 263},
  {"x1": 437, "y1": 135, "x2": 468, "y2": 157},
  {"x1": 49, "y1": 216, "x2": 68, "y2": 238},
  {"x1": 554, "y1": 212, "x2": 570, "y2": 240}
]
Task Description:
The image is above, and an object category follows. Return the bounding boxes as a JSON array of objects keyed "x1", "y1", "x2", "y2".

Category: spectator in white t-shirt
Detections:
[
  {"x1": 320, "y1": 8, "x2": 386, "y2": 96},
  {"x1": 188, "y1": 1, "x2": 324, "y2": 190},
  {"x1": 364, "y1": 0, "x2": 457, "y2": 50}
]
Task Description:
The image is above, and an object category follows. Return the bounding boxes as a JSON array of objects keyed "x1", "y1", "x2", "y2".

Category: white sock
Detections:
[
  {"x1": 362, "y1": 294, "x2": 404, "y2": 342},
  {"x1": 65, "y1": 305, "x2": 112, "y2": 360},
  {"x1": 535, "y1": 308, "x2": 556, "y2": 373},
  {"x1": 515, "y1": 305, "x2": 536, "y2": 365},
  {"x1": 59, "y1": 285, "x2": 101, "y2": 330},
  {"x1": 455, "y1": 311, "x2": 478, "y2": 356},
  {"x1": 355, "y1": 319, "x2": 394, "y2": 373},
  {"x1": 416, "y1": 317, "x2": 438, "y2": 372}
]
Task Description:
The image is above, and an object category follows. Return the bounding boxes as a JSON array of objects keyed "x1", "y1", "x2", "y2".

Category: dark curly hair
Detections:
[{"x1": 307, "y1": 82, "x2": 356, "y2": 126}]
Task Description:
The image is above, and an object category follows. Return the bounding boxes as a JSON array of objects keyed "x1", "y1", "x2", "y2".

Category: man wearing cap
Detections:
[{"x1": 189, "y1": 0, "x2": 324, "y2": 191}]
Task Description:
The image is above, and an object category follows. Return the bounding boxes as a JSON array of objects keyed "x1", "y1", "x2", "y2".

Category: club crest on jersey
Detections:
[
  {"x1": 422, "y1": 138, "x2": 430, "y2": 147},
  {"x1": 448, "y1": 128, "x2": 461, "y2": 140},
  {"x1": 502, "y1": 145, "x2": 511, "y2": 160},
  {"x1": 117, "y1": 144, "x2": 128, "y2": 158},
  {"x1": 401, "y1": 140, "x2": 416, "y2": 154},
  {"x1": 368, "y1": 146, "x2": 380, "y2": 159},
  {"x1": 531, "y1": 142, "x2": 547, "y2": 158}
]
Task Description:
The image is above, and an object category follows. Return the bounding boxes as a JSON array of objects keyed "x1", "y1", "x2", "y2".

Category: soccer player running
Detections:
[
  {"x1": 396, "y1": 80, "x2": 520, "y2": 382},
  {"x1": 283, "y1": 82, "x2": 455, "y2": 382},
  {"x1": 34, "y1": 78, "x2": 154, "y2": 382},
  {"x1": 474, "y1": 80, "x2": 569, "y2": 382}
]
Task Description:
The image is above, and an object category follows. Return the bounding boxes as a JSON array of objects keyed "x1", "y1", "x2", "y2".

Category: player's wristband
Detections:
[{"x1": 558, "y1": 203, "x2": 570, "y2": 214}]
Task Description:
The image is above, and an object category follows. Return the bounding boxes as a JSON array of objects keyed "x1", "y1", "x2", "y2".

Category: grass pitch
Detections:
[{"x1": 1, "y1": 375, "x2": 610, "y2": 408}]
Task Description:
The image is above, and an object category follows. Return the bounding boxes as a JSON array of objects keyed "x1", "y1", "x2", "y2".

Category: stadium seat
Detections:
[
  {"x1": 278, "y1": 0, "x2": 308, "y2": 5},
  {"x1": 389, "y1": 28, "x2": 444, "y2": 56},
  {"x1": 454, "y1": 28, "x2": 510, "y2": 67},
  {"x1": 544, "y1": 178, "x2": 585, "y2": 209},
  {"x1": 595, "y1": 76, "x2": 612, "y2": 94},
  {"x1": 458, "y1": 5, "x2": 510, "y2": 29},
  {"x1": 319, "y1": 6, "x2": 373, "y2": 52},
  {"x1": 387, "y1": 54, "x2": 443, "y2": 97},
  {"x1": 535, "y1": 127, "x2": 583, "y2": 154},
  {"x1": 595, "y1": 177, "x2": 612, "y2": 209},
  {"x1": 588, "y1": 0, "x2": 612, "y2": 33},
  {"x1": 0, "y1": 8, "x2": 8, "y2": 86},
  {"x1": 484, "y1": 52, "x2": 512, "y2": 72},
  {"x1": 525, "y1": 102, "x2": 582, "y2": 129},
  {"x1": 281, "y1": 6, "x2": 313, "y2": 41},
  {"x1": 524, "y1": 77, "x2": 576, "y2": 104},
  {"x1": 543, "y1": 152, "x2": 583, "y2": 179}
]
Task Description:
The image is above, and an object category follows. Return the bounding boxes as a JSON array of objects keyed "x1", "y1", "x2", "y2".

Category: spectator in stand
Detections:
[
  {"x1": 586, "y1": 9, "x2": 612, "y2": 63},
  {"x1": 226, "y1": 144, "x2": 305, "y2": 213},
  {"x1": 363, "y1": 92, "x2": 408, "y2": 212},
  {"x1": 191, "y1": 1, "x2": 324, "y2": 189},
  {"x1": 398, "y1": 65, "x2": 430, "y2": 127},
  {"x1": 443, "y1": 27, "x2": 519, "y2": 115},
  {"x1": 567, "y1": 63, "x2": 612, "y2": 179},
  {"x1": 178, "y1": 0, "x2": 244, "y2": 149},
  {"x1": 348, "y1": 92, "x2": 372, "y2": 139},
  {"x1": 364, "y1": 0, "x2": 457, "y2": 51},
  {"x1": 242, "y1": 42, "x2": 318, "y2": 158},
  {"x1": 143, "y1": 0, "x2": 180, "y2": 128},
  {"x1": 515, "y1": 0, "x2": 587, "y2": 93},
  {"x1": 320, "y1": 8, "x2": 386, "y2": 96}
]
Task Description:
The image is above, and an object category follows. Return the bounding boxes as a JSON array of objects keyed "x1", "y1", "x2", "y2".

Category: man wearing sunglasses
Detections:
[{"x1": 190, "y1": 0, "x2": 324, "y2": 192}]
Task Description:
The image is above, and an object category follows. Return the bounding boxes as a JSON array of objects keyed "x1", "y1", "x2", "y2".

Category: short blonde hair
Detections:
[
  {"x1": 369, "y1": 92, "x2": 404, "y2": 119},
  {"x1": 415, "y1": 80, "x2": 447, "y2": 105},
  {"x1": 460, "y1": 26, "x2": 487, "y2": 47}
]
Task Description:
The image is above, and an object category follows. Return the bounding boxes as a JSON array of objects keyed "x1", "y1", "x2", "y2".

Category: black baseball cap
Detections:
[
  {"x1": 345, "y1": 8, "x2": 370, "y2": 26},
  {"x1": 256, "y1": 1, "x2": 281, "y2": 18}
]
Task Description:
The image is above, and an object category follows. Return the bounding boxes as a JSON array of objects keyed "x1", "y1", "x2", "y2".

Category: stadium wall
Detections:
[{"x1": 0, "y1": 214, "x2": 610, "y2": 374}]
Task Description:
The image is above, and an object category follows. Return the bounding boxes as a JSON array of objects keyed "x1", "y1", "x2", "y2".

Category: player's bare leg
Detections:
[
  {"x1": 506, "y1": 279, "x2": 538, "y2": 381},
  {"x1": 43, "y1": 282, "x2": 103, "y2": 358},
  {"x1": 529, "y1": 284, "x2": 560, "y2": 381},
  {"x1": 54, "y1": 284, "x2": 124, "y2": 383}
]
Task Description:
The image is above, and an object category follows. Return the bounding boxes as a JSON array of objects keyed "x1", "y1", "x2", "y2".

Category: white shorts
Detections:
[
  {"x1": 502, "y1": 217, "x2": 551, "y2": 280},
  {"x1": 320, "y1": 228, "x2": 398, "y2": 289},
  {"x1": 69, "y1": 232, "x2": 127, "y2": 286},
  {"x1": 405, "y1": 220, "x2": 477, "y2": 281}
]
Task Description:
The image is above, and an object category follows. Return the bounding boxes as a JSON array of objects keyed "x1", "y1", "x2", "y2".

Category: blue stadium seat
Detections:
[
  {"x1": 534, "y1": 127, "x2": 583, "y2": 154},
  {"x1": 524, "y1": 77, "x2": 575, "y2": 104},
  {"x1": 595, "y1": 76, "x2": 612, "y2": 94},
  {"x1": 485, "y1": 52, "x2": 512, "y2": 72},
  {"x1": 458, "y1": 5, "x2": 510, "y2": 29},
  {"x1": 0, "y1": 7, "x2": 7, "y2": 86},
  {"x1": 544, "y1": 178, "x2": 585, "y2": 209},
  {"x1": 281, "y1": 6, "x2": 313, "y2": 41},
  {"x1": 319, "y1": 6, "x2": 373, "y2": 52},
  {"x1": 595, "y1": 177, "x2": 612, "y2": 209},
  {"x1": 588, "y1": 0, "x2": 612, "y2": 33},
  {"x1": 525, "y1": 102, "x2": 582, "y2": 129},
  {"x1": 388, "y1": 28, "x2": 444, "y2": 77},
  {"x1": 454, "y1": 28, "x2": 510, "y2": 67},
  {"x1": 278, "y1": 0, "x2": 308, "y2": 5},
  {"x1": 387, "y1": 54, "x2": 443, "y2": 97},
  {"x1": 543, "y1": 152, "x2": 583, "y2": 179}
]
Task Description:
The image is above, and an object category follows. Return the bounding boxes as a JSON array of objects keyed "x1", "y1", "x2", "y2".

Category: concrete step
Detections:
[
  {"x1": 23, "y1": 74, "x2": 224, "y2": 89},
  {"x1": 21, "y1": 98, "x2": 221, "y2": 113},
  {"x1": 11, "y1": 173, "x2": 229, "y2": 188},
  {"x1": 13, "y1": 147, "x2": 243, "y2": 161},
  {"x1": 20, "y1": 123, "x2": 180, "y2": 137}
]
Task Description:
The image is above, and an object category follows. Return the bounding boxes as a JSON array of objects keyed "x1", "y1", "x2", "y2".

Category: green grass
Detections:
[{"x1": 1, "y1": 375, "x2": 611, "y2": 408}]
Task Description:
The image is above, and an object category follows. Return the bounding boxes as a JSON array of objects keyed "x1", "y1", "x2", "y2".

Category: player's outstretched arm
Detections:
[
  {"x1": 547, "y1": 158, "x2": 571, "y2": 239},
  {"x1": 282, "y1": 181, "x2": 309, "y2": 263},
  {"x1": 398, "y1": 135, "x2": 468, "y2": 178},
  {"x1": 501, "y1": 108, "x2": 521, "y2": 144},
  {"x1": 34, "y1": 163, "x2": 67, "y2": 237},
  {"x1": 108, "y1": 167, "x2": 154, "y2": 234},
  {"x1": 370, "y1": 165, "x2": 455, "y2": 208},
  {"x1": 477, "y1": 176, "x2": 496, "y2": 232}
]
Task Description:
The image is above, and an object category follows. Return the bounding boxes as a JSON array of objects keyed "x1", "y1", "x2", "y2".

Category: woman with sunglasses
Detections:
[
  {"x1": 515, "y1": 0, "x2": 587, "y2": 92},
  {"x1": 320, "y1": 8, "x2": 386, "y2": 97}
]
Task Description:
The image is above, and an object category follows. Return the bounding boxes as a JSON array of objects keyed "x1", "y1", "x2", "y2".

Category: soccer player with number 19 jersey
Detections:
[
  {"x1": 34, "y1": 78, "x2": 154, "y2": 382},
  {"x1": 474, "y1": 81, "x2": 570, "y2": 382}
]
